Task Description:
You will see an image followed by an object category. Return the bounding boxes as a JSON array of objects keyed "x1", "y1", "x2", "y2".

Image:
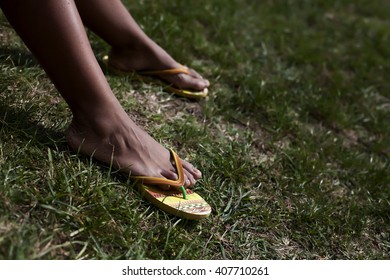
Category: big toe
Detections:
[
  {"x1": 160, "y1": 169, "x2": 179, "y2": 181},
  {"x1": 161, "y1": 67, "x2": 209, "y2": 91},
  {"x1": 188, "y1": 68, "x2": 210, "y2": 87},
  {"x1": 176, "y1": 73, "x2": 209, "y2": 91}
]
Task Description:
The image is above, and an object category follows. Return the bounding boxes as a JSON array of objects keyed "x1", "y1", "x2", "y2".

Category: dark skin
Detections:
[{"x1": 0, "y1": 0, "x2": 209, "y2": 187}]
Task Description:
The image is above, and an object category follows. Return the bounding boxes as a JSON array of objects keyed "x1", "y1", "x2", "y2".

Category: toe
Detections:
[
  {"x1": 184, "y1": 169, "x2": 196, "y2": 187},
  {"x1": 187, "y1": 68, "x2": 210, "y2": 87},
  {"x1": 186, "y1": 67, "x2": 203, "y2": 79},
  {"x1": 160, "y1": 67, "x2": 209, "y2": 91},
  {"x1": 182, "y1": 172, "x2": 191, "y2": 187},
  {"x1": 160, "y1": 169, "x2": 178, "y2": 181},
  {"x1": 182, "y1": 160, "x2": 202, "y2": 180},
  {"x1": 176, "y1": 73, "x2": 209, "y2": 91}
]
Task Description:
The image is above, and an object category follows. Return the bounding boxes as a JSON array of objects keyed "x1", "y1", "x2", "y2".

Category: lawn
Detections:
[{"x1": 0, "y1": 0, "x2": 389, "y2": 259}]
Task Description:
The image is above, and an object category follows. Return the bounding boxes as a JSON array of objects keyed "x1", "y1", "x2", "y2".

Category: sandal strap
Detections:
[
  {"x1": 138, "y1": 66, "x2": 190, "y2": 76},
  {"x1": 132, "y1": 148, "x2": 185, "y2": 188}
]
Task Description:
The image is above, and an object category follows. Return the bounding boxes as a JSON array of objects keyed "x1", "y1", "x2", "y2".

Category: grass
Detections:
[{"x1": 0, "y1": 0, "x2": 389, "y2": 259}]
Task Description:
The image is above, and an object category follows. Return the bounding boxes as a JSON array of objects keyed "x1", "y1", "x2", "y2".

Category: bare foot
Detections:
[
  {"x1": 107, "y1": 39, "x2": 210, "y2": 92},
  {"x1": 65, "y1": 109, "x2": 201, "y2": 188}
]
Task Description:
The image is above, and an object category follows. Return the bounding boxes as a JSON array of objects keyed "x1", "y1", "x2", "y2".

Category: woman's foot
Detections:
[
  {"x1": 107, "y1": 39, "x2": 210, "y2": 92},
  {"x1": 65, "y1": 109, "x2": 201, "y2": 188}
]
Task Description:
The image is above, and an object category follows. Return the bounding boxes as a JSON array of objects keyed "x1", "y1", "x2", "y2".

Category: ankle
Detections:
[{"x1": 71, "y1": 106, "x2": 127, "y2": 136}]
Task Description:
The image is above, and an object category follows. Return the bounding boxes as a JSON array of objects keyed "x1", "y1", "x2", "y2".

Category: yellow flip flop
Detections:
[
  {"x1": 103, "y1": 55, "x2": 208, "y2": 100},
  {"x1": 132, "y1": 149, "x2": 211, "y2": 220}
]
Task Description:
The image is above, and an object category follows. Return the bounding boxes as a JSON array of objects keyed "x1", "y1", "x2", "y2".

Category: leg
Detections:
[
  {"x1": 0, "y1": 0, "x2": 200, "y2": 187},
  {"x1": 75, "y1": 0, "x2": 210, "y2": 91}
]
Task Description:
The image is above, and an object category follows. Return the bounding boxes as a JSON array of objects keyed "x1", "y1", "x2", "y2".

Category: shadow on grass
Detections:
[
  {"x1": 0, "y1": 102, "x2": 66, "y2": 150},
  {"x1": 0, "y1": 47, "x2": 39, "y2": 68}
]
